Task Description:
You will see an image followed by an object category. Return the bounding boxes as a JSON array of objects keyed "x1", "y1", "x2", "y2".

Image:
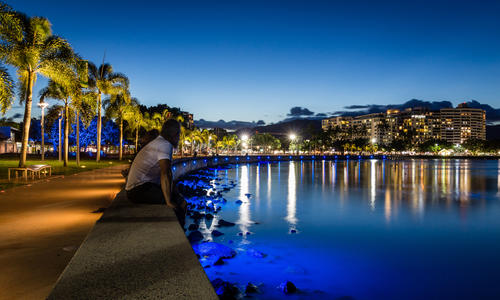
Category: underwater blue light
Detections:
[
  {"x1": 183, "y1": 162, "x2": 186, "y2": 167},
  {"x1": 383, "y1": 155, "x2": 387, "y2": 159},
  {"x1": 267, "y1": 156, "x2": 270, "y2": 159},
  {"x1": 312, "y1": 155, "x2": 315, "y2": 159},
  {"x1": 300, "y1": 155, "x2": 303, "y2": 159},
  {"x1": 236, "y1": 157, "x2": 239, "y2": 160},
  {"x1": 214, "y1": 158, "x2": 218, "y2": 162},
  {"x1": 278, "y1": 156, "x2": 281, "y2": 159},
  {"x1": 225, "y1": 157, "x2": 228, "y2": 161},
  {"x1": 370, "y1": 155, "x2": 374, "y2": 159},
  {"x1": 358, "y1": 155, "x2": 362, "y2": 159},
  {"x1": 323, "y1": 155, "x2": 326, "y2": 159},
  {"x1": 193, "y1": 160, "x2": 196, "y2": 164},
  {"x1": 204, "y1": 159, "x2": 207, "y2": 163},
  {"x1": 335, "y1": 155, "x2": 338, "y2": 159},
  {"x1": 289, "y1": 156, "x2": 292, "y2": 159},
  {"x1": 346, "y1": 155, "x2": 350, "y2": 159},
  {"x1": 246, "y1": 157, "x2": 250, "y2": 160},
  {"x1": 258, "y1": 156, "x2": 261, "y2": 159},
  {"x1": 172, "y1": 166, "x2": 176, "y2": 171}
]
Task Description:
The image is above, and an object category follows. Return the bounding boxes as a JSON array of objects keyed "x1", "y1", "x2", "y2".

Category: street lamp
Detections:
[
  {"x1": 289, "y1": 133, "x2": 297, "y2": 154},
  {"x1": 37, "y1": 101, "x2": 49, "y2": 161}
]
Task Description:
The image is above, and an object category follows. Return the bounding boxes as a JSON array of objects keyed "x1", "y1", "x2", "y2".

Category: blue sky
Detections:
[{"x1": 5, "y1": 0, "x2": 500, "y2": 123}]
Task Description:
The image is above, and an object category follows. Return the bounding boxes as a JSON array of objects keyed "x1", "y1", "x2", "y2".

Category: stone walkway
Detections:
[{"x1": 0, "y1": 165, "x2": 127, "y2": 300}]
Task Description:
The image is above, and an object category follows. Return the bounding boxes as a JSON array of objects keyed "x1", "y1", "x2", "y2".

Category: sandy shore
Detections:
[{"x1": 0, "y1": 165, "x2": 127, "y2": 300}]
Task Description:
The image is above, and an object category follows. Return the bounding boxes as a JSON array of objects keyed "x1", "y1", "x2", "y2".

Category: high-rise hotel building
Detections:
[{"x1": 322, "y1": 104, "x2": 486, "y2": 144}]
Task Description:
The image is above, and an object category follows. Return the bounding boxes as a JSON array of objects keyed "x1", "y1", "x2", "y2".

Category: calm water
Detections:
[{"x1": 188, "y1": 159, "x2": 500, "y2": 299}]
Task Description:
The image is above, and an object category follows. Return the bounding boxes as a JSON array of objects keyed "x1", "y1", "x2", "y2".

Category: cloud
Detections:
[
  {"x1": 315, "y1": 113, "x2": 327, "y2": 117},
  {"x1": 287, "y1": 106, "x2": 314, "y2": 116}
]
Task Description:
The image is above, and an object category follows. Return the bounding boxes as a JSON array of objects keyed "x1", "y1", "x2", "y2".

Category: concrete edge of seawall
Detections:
[{"x1": 48, "y1": 154, "x2": 499, "y2": 299}]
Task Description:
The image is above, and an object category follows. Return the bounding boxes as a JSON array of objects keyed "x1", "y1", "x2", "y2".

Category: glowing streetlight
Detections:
[
  {"x1": 289, "y1": 133, "x2": 296, "y2": 141},
  {"x1": 241, "y1": 134, "x2": 248, "y2": 141},
  {"x1": 371, "y1": 138, "x2": 377, "y2": 144},
  {"x1": 37, "y1": 101, "x2": 49, "y2": 161}
]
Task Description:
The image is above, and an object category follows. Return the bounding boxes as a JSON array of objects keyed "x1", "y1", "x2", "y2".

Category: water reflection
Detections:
[
  {"x1": 238, "y1": 164, "x2": 252, "y2": 242},
  {"x1": 285, "y1": 161, "x2": 297, "y2": 230}
]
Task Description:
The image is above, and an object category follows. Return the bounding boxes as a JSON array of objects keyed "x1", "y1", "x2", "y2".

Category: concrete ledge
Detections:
[{"x1": 48, "y1": 190, "x2": 218, "y2": 300}]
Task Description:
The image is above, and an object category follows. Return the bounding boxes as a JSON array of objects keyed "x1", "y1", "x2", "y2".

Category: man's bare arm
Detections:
[{"x1": 159, "y1": 159, "x2": 176, "y2": 208}]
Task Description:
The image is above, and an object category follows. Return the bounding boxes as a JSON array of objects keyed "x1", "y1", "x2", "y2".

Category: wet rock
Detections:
[
  {"x1": 247, "y1": 248, "x2": 266, "y2": 258},
  {"x1": 190, "y1": 211, "x2": 204, "y2": 220},
  {"x1": 290, "y1": 229, "x2": 297, "y2": 234},
  {"x1": 245, "y1": 282, "x2": 259, "y2": 294},
  {"x1": 245, "y1": 193, "x2": 252, "y2": 198},
  {"x1": 214, "y1": 257, "x2": 225, "y2": 265},
  {"x1": 188, "y1": 224, "x2": 199, "y2": 231},
  {"x1": 187, "y1": 230, "x2": 204, "y2": 243},
  {"x1": 235, "y1": 200, "x2": 243, "y2": 205},
  {"x1": 217, "y1": 219, "x2": 235, "y2": 227},
  {"x1": 279, "y1": 281, "x2": 297, "y2": 294},
  {"x1": 205, "y1": 213, "x2": 214, "y2": 220},
  {"x1": 211, "y1": 278, "x2": 240, "y2": 300},
  {"x1": 238, "y1": 232, "x2": 243, "y2": 236},
  {"x1": 212, "y1": 230, "x2": 224, "y2": 237},
  {"x1": 193, "y1": 242, "x2": 236, "y2": 259}
]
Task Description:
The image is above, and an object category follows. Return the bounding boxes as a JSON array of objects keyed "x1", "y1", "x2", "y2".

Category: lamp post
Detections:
[
  {"x1": 241, "y1": 134, "x2": 248, "y2": 154},
  {"x1": 37, "y1": 101, "x2": 49, "y2": 161},
  {"x1": 289, "y1": 133, "x2": 297, "y2": 155}
]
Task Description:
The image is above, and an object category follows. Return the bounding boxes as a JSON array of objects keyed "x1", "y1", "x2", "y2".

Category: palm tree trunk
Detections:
[
  {"x1": 58, "y1": 116, "x2": 62, "y2": 161},
  {"x1": 96, "y1": 92, "x2": 102, "y2": 162},
  {"x1": 64, "y1": 101, "x2": 69, "y2": 167},
  {"x1": 135, "y1": 127, "x2": 138, "y2": 153},
  {"x1": 119, "y1": 118, "x2": 123, "y2": 160},
  {"x1": 76, "y1": 110, "x2": 80, "y2": 166},
  {"x1": 19, "y1": 71, "x2": 34, "y2": 167}
]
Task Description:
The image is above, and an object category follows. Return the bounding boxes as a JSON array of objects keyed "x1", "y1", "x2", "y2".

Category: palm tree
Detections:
[
  {"x1": 124, "y1": 102, "x2": 144, "y2": 153},
  {"x1": 73, "y1": 91, "x2": 96, "y2": 165},
  {"x1": 0, "y1": 64, "x2": 14, "y2": 113},
  {"x1": 0, "y1": 8, "x2": 75, "y2": 167},
  {"x1": 39, "y1": 80, "x2": 75, "y2": 166},
  {"x1": 104, "y1": 92, "x2": 135, "y2": 160},
  {"x1": 87, "y1": 62, "x2": 128, "y2": 162}
]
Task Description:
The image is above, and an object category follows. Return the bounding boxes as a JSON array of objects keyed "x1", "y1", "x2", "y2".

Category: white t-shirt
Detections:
[{"x1": 125, "y1": 136, "x2": 173, "y2": 190}]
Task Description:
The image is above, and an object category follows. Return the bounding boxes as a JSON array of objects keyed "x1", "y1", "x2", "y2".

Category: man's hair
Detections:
[{"x1": 161, "y1": 119, "x2": 180, "y2": 140}]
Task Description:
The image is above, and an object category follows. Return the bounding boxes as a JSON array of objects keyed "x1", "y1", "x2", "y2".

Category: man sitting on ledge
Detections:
[{"x1": 125, "y1": 119, "x2": 186, "y2": 222}]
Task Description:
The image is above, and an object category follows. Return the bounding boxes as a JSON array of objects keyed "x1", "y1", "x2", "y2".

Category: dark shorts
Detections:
[
  {"x1": 126, "y1": 182, "x2": 166, "y2": 204},
  {"x1": 126, "y1": 182, "x2": 186, "y2": 226}
]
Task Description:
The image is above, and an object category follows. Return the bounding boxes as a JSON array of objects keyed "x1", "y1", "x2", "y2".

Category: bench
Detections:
[{"x1": 8, "y1": 164, "x2": 52, "y2": 181}]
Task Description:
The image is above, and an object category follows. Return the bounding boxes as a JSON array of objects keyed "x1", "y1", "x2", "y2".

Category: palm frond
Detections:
[{"x1": 0, "y1": 64, "x2": 14, "y2": 114}]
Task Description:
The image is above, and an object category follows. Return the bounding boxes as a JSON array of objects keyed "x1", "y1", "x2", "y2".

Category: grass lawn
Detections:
[{"x1": 0, "y1": 158, "x2": 130, "y2": 190}]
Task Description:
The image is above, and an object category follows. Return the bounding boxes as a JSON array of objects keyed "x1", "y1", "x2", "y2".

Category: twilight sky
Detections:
[{"x1": 5, "y1": 0, "x2": 500, "y2": 123}]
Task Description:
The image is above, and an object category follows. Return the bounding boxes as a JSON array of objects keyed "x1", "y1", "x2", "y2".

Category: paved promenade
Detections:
[{"x1": 0, "y1": 165, "x2": 127, "y2": 300}]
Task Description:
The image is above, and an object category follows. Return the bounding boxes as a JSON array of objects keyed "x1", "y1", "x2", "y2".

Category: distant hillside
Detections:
[
  {"x1": 487, "y1": 125, "x2": 500, "y2": 140},
  {"x1": 237, "y1": 119, "x2": 322, "y2": 139}
]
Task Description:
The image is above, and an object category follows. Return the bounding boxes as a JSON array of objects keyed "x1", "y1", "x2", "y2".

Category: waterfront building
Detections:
[
  {"x1": 322, "y1": 104, "x2": 486, "y2": 145},
  {"x1": 440, "y1": 104, "x2": 486, "y2": 144}
]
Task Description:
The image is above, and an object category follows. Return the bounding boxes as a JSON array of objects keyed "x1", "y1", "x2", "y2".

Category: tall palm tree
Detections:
[
  {"x1": 0, "y1": 8, "x2": 75, "y2": 167},
  {"x1": 39, "y1": 80, "x2": 74, "y2": 166},
  {"x1": 72, "y1": 91, "x2": 96, "y2": 165},
  {"x1": 0, "y1": 64, "x2": 14, "y2": 113},
  {"x1": 87, "y1": 62, "x2": 128, "y2": 162},
  {"x1": 124, "y1": 102, "x2": 143, "y2": 153},
  {"x1": 103, "y1": 92, "x2": 134, "y2": 160}
]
